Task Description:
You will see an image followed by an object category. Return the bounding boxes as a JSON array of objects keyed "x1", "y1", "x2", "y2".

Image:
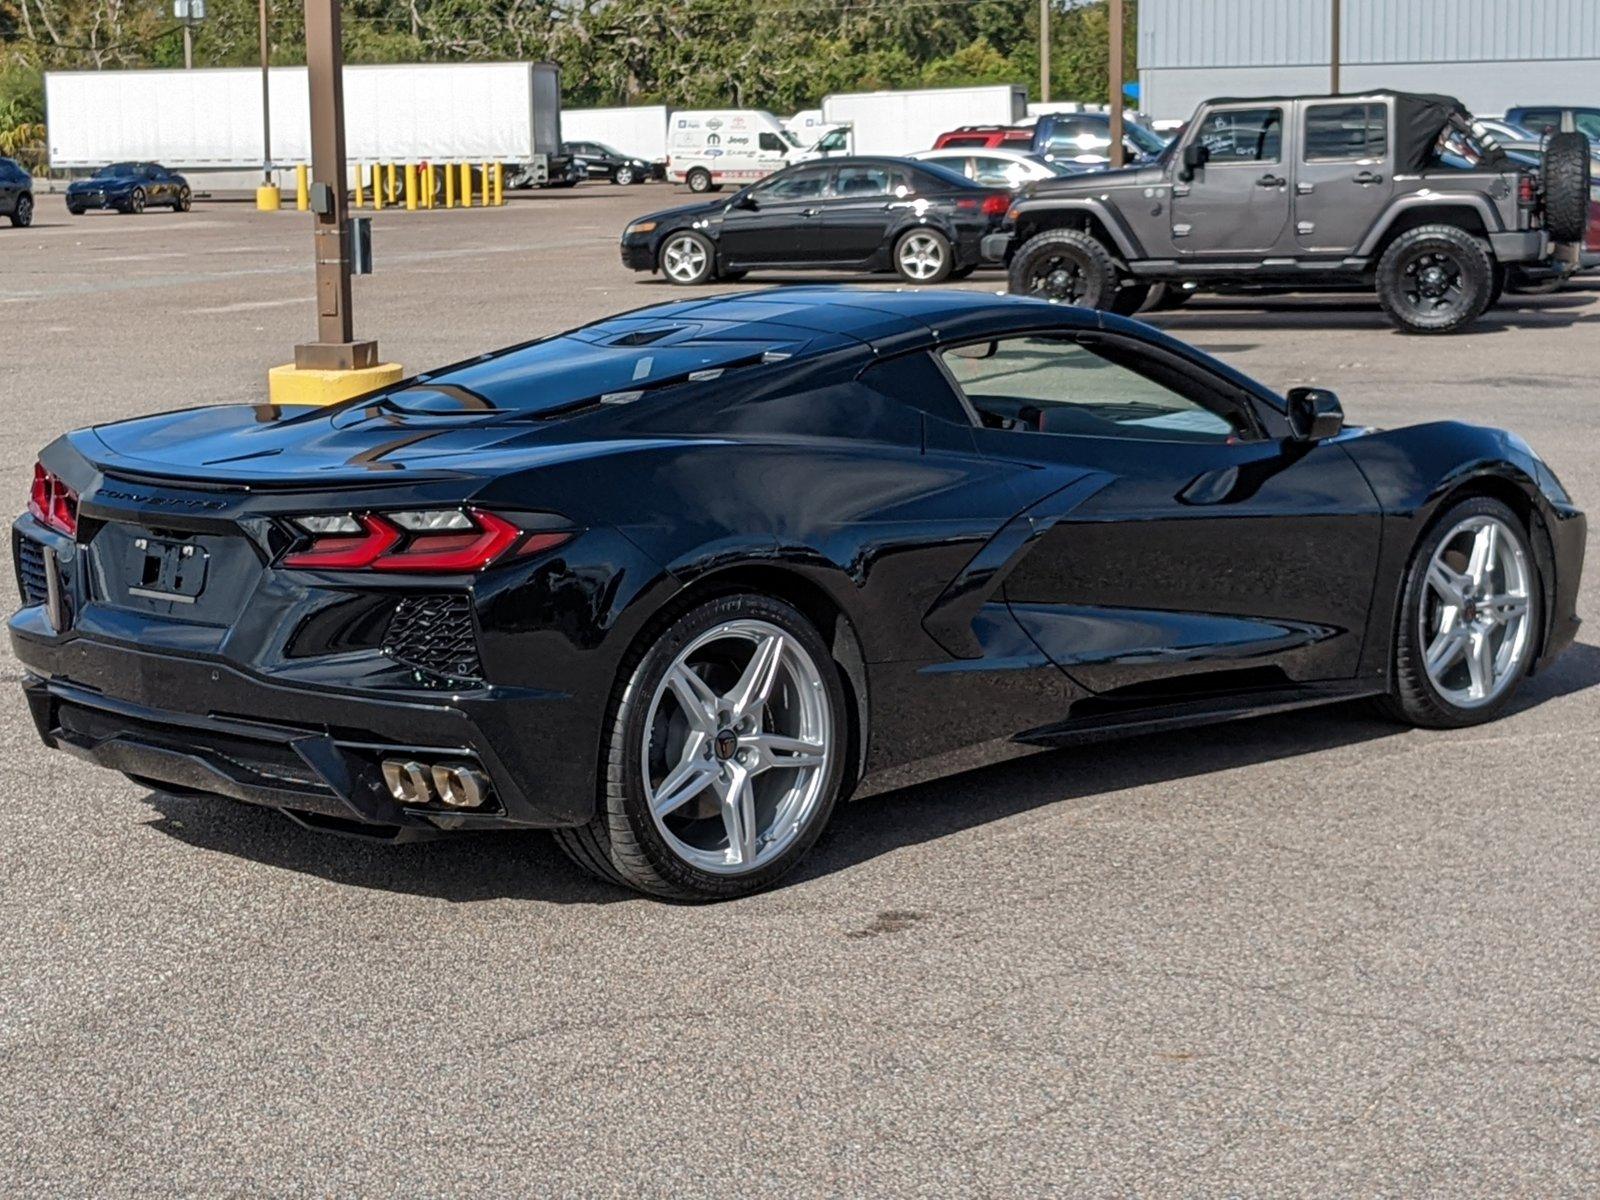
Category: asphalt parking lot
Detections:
[{"x1": 2, "y1": 184, "x2": 1598, "y2": 1196}]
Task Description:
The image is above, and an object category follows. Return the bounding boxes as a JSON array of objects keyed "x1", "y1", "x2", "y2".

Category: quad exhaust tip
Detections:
[{"x1": 381, "y1": 758, "x2": 490, "y2": 810}]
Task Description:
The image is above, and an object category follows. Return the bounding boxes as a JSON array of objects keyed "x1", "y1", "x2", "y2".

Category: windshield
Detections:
[
  {"x1": 95, "y1": 163, "x2": 139, "y2": 178},
  {"x1": 1125, "y1": 121, "x2": 1169, "y2": 156},
  {"x1": 781, "y1": 129, "x2": 803, "y2": 148}
]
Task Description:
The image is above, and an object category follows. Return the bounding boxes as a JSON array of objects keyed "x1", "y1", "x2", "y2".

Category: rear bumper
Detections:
[
  {"x1": 1488, "y1": 229, "x2": 1549, "y2": 264},
  {"x1": 11, "y1": 619, "x2": 595, "y2": 832}
]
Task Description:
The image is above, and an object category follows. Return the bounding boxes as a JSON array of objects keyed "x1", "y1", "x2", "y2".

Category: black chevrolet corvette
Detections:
[{"x1": 11, "y1": 289, "x2": 1585, "y2": 899}]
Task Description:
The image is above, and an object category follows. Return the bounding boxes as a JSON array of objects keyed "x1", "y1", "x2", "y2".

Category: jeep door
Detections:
[
  {"x1": 1170, "y1": 105, "x2": 1291, "y2": 254},
  {"x1": 1294, "y1": 100, "x2": 1394, "y2": 253}
]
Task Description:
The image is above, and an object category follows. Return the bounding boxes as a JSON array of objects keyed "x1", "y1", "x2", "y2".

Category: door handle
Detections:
[
  {"x1": 1353, "y1": 171, "x2": 1384, "y2": 185},
  {"x1": 1256, "y1": 174, "x2": 1285, "y2": 189}
]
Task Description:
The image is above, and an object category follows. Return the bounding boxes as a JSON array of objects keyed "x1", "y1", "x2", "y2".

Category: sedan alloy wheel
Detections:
[{"x1": 661, "y1": 232, "x2": 713, "y2": 284}]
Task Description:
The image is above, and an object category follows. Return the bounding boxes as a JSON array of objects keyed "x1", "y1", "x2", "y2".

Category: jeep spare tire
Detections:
[{"x1": 1542, "y1": 131, "x2": 1591, "y2": 243}]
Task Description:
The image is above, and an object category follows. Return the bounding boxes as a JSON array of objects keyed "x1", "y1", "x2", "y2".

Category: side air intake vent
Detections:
[{"x1": 384, "y1": 593, "x2": 484, "y2": 683}]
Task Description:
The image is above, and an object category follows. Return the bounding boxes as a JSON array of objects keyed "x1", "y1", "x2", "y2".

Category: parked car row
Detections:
[{"x1": 622, "y1": 89, "x2": 1596, "y2": 337}]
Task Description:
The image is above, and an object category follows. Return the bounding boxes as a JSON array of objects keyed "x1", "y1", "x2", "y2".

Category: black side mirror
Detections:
[
  {"x1": 1285, "y1": 386, "x2": 1344, "y2": 442},
  {"x1": 1179, "y1": 142, "x2": 1209, "y2": 182},
  {"x1": 733, "y1": 192, "x2": 758, "y2": 211}
]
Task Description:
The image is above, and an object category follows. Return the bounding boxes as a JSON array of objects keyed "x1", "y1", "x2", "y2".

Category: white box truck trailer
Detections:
[
  {"x1": 562, "y1": 105, "x2": 671, "y2": 164},
  {"x1": 44, "y1": 62, "x2": 566, "y2": 182},
  {"x1": 819, "y1": 84, "x2": 1028, "y2": 156}
]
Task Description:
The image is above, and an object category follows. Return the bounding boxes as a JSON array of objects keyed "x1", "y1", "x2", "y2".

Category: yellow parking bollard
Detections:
[
  {"x1": 444, "y1": 162, "x2": 455, "y2": 209},
  {"x1": 480, "y1": 163, "x2": 490, "y2": 208},
  {"x1": 421, "y1": 163, "x2": 432, "y2": 209},
  {"x1": 353, "y1": 163, "x2": 365, "y2": 208},
  {"x1": 373, "y1": 165, "x2": 385, "y2": 210},
  {"x1": 459, "y1": 162, "x2": 473, "y2": 208},
  {"x1": 295, "y1": 163, "x2": 309, "y2": 211},
  {"x1": 386, "y1": 162, "x2": 398, "y2": 206},
  {"x1": 405, "y1": 162, "x2": 418, "y2": 211},
  {"x1": 492, "y1": 162, "x2": 504, "y2": 206}
]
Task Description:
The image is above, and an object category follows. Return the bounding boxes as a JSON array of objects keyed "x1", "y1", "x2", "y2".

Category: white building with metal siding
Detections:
[{"x1": 1138, "y1": 0, "x2": 1600, "y2": 122}]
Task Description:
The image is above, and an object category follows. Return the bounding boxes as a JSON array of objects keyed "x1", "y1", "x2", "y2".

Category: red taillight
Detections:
[
  {"x1": 28, "y1": 463, "x2": 78, "y2": 538},
  {"x1": 982, "y1": 193, "x2": 1010, "y2": 217},
  {"x1": 282, "y1": 509, "x2": 570, "y2": 574},
  {"x1": 1518, "y1": 174, "x2": 1537, "y2": 207}
]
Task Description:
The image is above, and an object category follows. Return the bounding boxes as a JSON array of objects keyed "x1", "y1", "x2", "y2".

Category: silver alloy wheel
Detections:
[
  {"x1": 642, "y1": 618, "x2": 831, "y2": 875},
  {"x1": 897, "y1": 231, "x2": 946, "y2": 281},
  {"x1": 662, "y1": 234, "x2": 709, "y2": 283},
  {"x1": 1420, "y1": 514, "x2": 1532, "y2": 708}
]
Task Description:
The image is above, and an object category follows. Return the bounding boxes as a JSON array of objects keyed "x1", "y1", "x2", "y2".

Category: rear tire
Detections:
[
  {"x1": 1144, "y1": 282, "x2": 1195, "y2": 312},
  {"x1": 9, "y1": 194, "x2": 31, "y2": 227},
  {"x1": 552, "y1": 593, "x2": 849, "y2": 901},
  {"x1": 175, "y1": 187, "x2": 192, "y2": 212},
  {"x1": 893, "y1": 228, "x2": 954, "y2": 284},
  {"x1": 686, "y1": 168, "x2": 713, "y2": 194},
  {"x1": 1108, "y1": 282, "x2": 1152, "y2": 316},
  {"x1": 1374, "y1": 224, "x2": 1494, "y2": 334},
  {"x1": 1541, "y1": 131, "x2": 1592, "y2": 243},
  {"x1": 1007, "y1": 227, "x2": 1122, "y2": 308},
  {"x1": 1376, "y1": 496, "x2": 1540, "y2": 729}
]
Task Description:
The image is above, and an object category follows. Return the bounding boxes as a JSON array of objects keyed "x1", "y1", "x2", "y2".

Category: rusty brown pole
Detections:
[
  {"x1": 1330, "y1": 0, "x2": 1342, "y2": 92},
  {"x1": 1039, "y1": 0, "x2": 1050, "y2": 105},
  {"x1": 1108, "y1": 0, "x2": 1125, "y2": 169},
  {"x1": 297, "y1": 0, "x2": 375, "y2": 370}
]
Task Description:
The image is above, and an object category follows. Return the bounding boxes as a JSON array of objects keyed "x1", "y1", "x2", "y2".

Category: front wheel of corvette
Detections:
[
  {"x1": 554, "y1": 594, "x2": 849, "y2": 901},
  {"x1": 1378, "y1": 497, "x2": 1541, "y2": 729}
]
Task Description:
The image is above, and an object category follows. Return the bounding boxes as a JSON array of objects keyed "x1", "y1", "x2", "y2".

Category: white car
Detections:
[{"x1": 909, "y1": 147, "x2": 1075, "y2": 189}]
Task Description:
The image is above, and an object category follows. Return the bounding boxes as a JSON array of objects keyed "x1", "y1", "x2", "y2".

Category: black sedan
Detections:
[
  {"x1": 12, "y1": 289, "x2": 1584, "y2": 900},
  {"x1": 66, "y1": 162, "x2": 191, "y2": 215},
  {"x1": 565, "y1": 140, "x2": 660, "y2": 185},
  {"x1": 621, "y1": 156, "x2": 1011, "y2": 285}
]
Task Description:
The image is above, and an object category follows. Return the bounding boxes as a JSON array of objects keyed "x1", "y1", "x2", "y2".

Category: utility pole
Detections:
[
  {"x1": 258, "y1": 0, "x2": 272, "y2": 186},
  {"x1": 297, "y1": 0, "x2": 374, "y2": 371},
  {"x1": 183, "y1": 25, "x2": 194, "y2": 68},
  {"x1": 1039, "y1": 0, "x2": 1050, "y2": 105},
  {"x1": 1108, "y1": 0, "x2": 1124, "y2": 168},
  {"x1": 1330, "y1": 0, "x2": 1342, "y2": 92}
]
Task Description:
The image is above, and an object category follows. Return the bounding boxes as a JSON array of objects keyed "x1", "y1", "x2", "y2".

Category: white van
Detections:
[{"x1": 667, "y1": 109, "x2": 804, "y2": 193}]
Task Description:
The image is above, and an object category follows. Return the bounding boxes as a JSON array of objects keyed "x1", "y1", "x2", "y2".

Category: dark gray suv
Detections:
[{"x1": 988, "y1": 91, "x2": 1591, "y2": 334}]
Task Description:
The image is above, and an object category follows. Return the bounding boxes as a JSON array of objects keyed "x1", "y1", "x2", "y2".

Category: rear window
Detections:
[
  {"x1": 371, "y1": 329, "x2": 799, "y2": 417},
  {"x1": 1304, "y1": 103, "x2": 1387, "y2": 160}
]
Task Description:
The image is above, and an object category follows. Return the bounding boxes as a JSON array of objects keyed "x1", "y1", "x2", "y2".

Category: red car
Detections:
[{"x1": 932, "y1": 125, "x2": 1034, "y2": 151}]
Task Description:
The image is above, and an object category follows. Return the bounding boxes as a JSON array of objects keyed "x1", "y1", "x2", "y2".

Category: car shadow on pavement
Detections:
[
  {"x1": 1147, "y1": 293, "x2": 1598, "y2": 335},
  {"x1": 138, "y1": 642, "x2": 1600, "y2": 903}
]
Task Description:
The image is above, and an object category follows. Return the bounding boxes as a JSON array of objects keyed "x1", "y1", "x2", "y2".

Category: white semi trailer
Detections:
[
  {"x1": 561, "y1": 105, "x2": 671, "y2": 164},
  {"x1": 818, "y1": 84, "x2": 1028, "y2": 156},
  {"x1": 45, "y1": 62, "x2": 565, "y2": 183}
]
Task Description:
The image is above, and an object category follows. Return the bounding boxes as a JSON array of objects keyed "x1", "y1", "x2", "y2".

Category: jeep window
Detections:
[
  {"x1": 1193, "y1": 108, "x2": 1282, "y2": 164},
  {"x1": 1304, "y1": 103, "x2": 1388, "y2": 160},
  {"x1": 938, "y1": 336, "x2": 1251, "y2": 444}
]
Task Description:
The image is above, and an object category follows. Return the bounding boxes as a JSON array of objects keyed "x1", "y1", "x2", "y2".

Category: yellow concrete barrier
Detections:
[
  {"x1": 255, "y1": 184, "x2": 281, "y2": 211},
  {"x1": 295, "y1": 164, "x2": 309, "y2": 212},
  {"x1": 405, "y1": 162, "x2": 418, "y2": 211},
  {"x1": 268, "y1": 362, "x2": 405, "y2": 407},
  {"x1": 459, "y1": 162, "x2": 473, "y2": 208},
  {"x1": 492, "y1": 162, "x2": 504, "y2": 206}
]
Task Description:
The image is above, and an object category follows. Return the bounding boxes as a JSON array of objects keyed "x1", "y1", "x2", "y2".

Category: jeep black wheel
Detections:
[
  {"x1": 1375, "y1": 224, "x2": 1494, "y2": 334},
  {"x1": 1541, "y1": 131, "x2": 1592, "y2": 243},
  {"x1": 1008, "y1": 228, "x2": 1120, "y2": 308}
]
